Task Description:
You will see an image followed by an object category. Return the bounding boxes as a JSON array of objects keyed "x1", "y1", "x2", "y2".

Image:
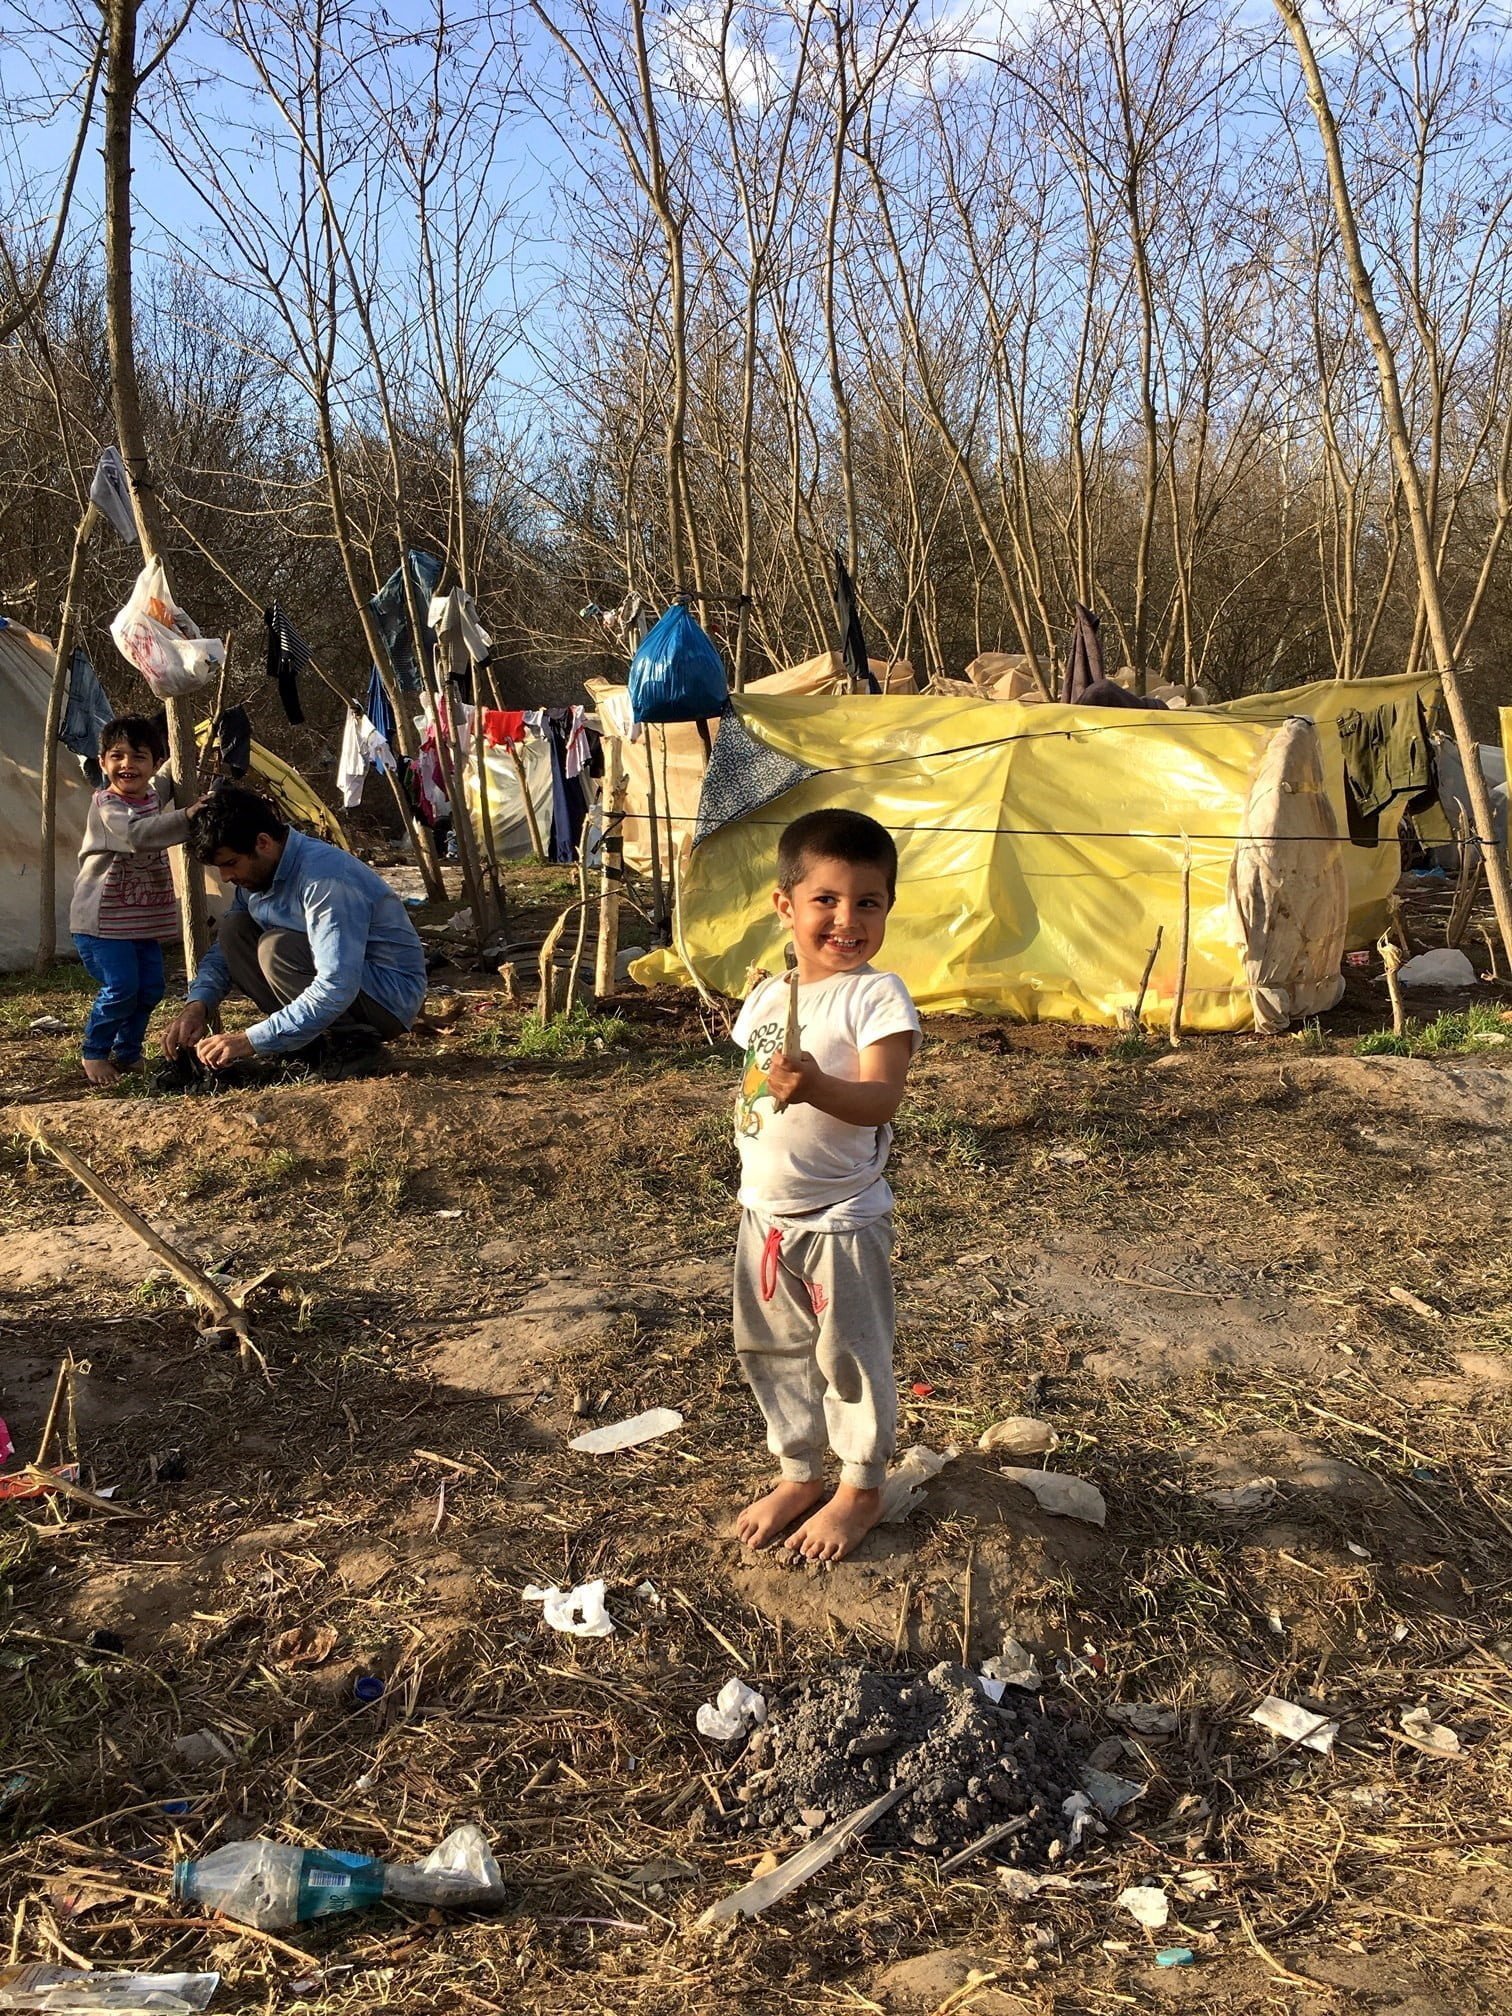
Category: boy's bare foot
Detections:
[
  {"x1": 785, "y1": 1483, "x2": 883, "y2": 1563},
  {"x1": 82, "y1": 1058, "x2": 120, "y2": 1089},
  {"x1": 736, "y1": 1478, "x2": 827, "y2": 1549}
]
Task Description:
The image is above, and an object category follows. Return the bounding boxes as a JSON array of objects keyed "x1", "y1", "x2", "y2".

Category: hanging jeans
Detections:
[{"x1": 73, "y1": 933, "x2": 166, "y2": 1064}]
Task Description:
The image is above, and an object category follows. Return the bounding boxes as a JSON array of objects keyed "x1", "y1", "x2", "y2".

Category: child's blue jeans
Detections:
[{"x1": 73, "y1": 934, "x2": 166, "y2": 1064}]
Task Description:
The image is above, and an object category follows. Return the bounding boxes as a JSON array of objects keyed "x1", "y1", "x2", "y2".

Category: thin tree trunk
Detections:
[
  {"x1": 103, "y1": 0, "x2": 207, "y2": 975},
  {"x1": 1274, "y1": 0, "x2": 1512, "y2": 970}
]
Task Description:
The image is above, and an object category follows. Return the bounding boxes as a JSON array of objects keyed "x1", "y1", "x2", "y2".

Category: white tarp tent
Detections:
[
  {"x1": 0, "y1": 621, "x2": 92, "y2": 973},
  {"x1": 465, "y1": 734, "x2": 557, "y2": 858}
]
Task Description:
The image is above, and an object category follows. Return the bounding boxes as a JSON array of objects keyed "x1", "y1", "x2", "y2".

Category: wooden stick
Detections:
[
  {"x1": 504, "y1": 738, "x2": 547, "y2": 862},
  {"x1": 595, "y1": 736, "x2": 627, "y2": 998},
  {"x1": 33, "y1": 1356, "x2": 72, "y2": 1470},
  {"x1": 37, "y1": 501, "x2": 99, "y2": 972},
  {"x1": 1168, "y1": 837, "x2": 1192, "y2": 1048},
  {"x1": 1379, "y1": 932, "x2": 1407, "y2": 1037},
  {"x1": 23, "y1": 1464, "x2": 146, "y2": 1520},
  {"x1": 23, "y1": 1124, "x2": 261, "y2": 1371},
  {"x1": 937, "y1": 1812, "x2": 1032, "y2": 1878},
  {"x1": 564, "y1": 812, "x2": 594, "y2": 1018},
  {"x1": 959, "y1": 1542, "x2": 975, "y2": 1667},
  {"x1": 196, "y1": 632, "x2": 234, "y2": 788},
  {"x1": 643, "y1": 737, "x2": 666, "y2": 938},
  {"x1": 1133, "y1": 924, "x2": 1163, "y2": 1027},
  {"x1": 536, "y1": 903, "x2": 579, "y2": 1024}
]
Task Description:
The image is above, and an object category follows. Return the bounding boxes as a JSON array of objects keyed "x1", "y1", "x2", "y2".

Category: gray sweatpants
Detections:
[
  {"x1": 215, "y1": 910, "x2": 406, "y2": 1042},
  {"x1": 733, "y1": 1208, "x2": 897, "y2": 1492}
]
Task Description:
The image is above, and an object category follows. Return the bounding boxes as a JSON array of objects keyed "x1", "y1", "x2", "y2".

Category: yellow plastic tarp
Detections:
[
  {"x1": 634, "y1": 673, "x2": 1439, "y2": 1029},
  {"x1": 193, "y1": 725, "x2": 349, "y2": 850}
]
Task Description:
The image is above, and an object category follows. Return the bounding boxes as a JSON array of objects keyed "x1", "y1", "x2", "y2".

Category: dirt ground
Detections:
[{"x1": 2, "y1": 888, "x2": 1511, "y2": 2014}]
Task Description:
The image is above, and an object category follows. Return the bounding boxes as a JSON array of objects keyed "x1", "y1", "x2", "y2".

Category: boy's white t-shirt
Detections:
[{"x1": 731, "y1": 966, "x2": 922, "y2": 1230}]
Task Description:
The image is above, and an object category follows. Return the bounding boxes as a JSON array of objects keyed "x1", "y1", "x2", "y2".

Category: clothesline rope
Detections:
[{"x1": 613, "y1": 810, "x2": 1486, "y2": 847}]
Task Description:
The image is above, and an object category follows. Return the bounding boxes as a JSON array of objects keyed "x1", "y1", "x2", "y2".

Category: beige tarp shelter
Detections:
[
  {"x1": 0, "y1": 622, "x2": 92, "y2": 972},
  {"x1": 627, "y1": 670, "x2": 1438, "y2": 1030},
  {"x1": 588, "y1": 652, "x2": 915, "y2": 874}
]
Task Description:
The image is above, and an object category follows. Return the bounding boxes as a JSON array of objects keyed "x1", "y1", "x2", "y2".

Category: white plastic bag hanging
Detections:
[{"x1": 110, "y1": 557, "x2": 224, "y2": 698}]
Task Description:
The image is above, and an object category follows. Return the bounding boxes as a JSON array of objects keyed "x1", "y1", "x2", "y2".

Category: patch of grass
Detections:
[
  {"x1": 1357, "y1": 1001, "x2": 1512, "y2": 1057},
  {"x1": 505, "y1": 1006, "x2": 635, "y2": 1063},
  {"x1": 1293, "y1": 1017, "x2": 1327, "y2": 1051},
  {"x1": 1109, "y1": 1030, "x2": 1155, "y2": 1062}
]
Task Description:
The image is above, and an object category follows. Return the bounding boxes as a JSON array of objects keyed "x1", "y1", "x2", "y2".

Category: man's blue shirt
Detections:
[{"x1": 188, "y1": 828, "x2": 427, "y2": 1053}]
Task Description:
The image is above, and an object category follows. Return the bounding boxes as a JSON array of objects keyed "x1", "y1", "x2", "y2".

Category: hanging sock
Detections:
[
  {"x1": 213, "y1": 705, "x2": 252, "y2": 778},
  {"x1": 263, "y1": 602, "x2": 309, "y2": 724}
]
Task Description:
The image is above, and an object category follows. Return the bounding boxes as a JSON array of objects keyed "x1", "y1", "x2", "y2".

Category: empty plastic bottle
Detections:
[
  {"x1": 174, "y1": 1842, "x2": 386, "y2": 1928},
  {"x1": 173, "y1": 1824, "x2": 504, "y2": 1930}
]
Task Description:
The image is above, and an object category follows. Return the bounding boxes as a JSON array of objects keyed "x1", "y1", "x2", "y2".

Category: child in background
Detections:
[
  {"x1": 69, "y1": 715, "x2": 199, "y2": 1088},
  {"x1": 729, "y1": 807, "x2": 921, "y2": 1563}
]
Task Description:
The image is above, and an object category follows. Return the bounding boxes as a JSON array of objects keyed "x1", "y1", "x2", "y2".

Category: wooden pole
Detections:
[
  {"x1": 24, "y1": 1122, "x2": 260, "y2": 1371},
  {"x1": 643, "y1": 735, "x2": 666, "y2": 937},
  {"x1": 1275, "y1": 0, "x2": 1512, "y2": 976},
  {"x1": 595, "y1": 736, "x2": 627, "y2": 998},
  {"x1": 1168, "y1": 837, "x2": 1192, "y2": 1049},
  {"x1": 102, "y1": 0, "x2": 208, "y2": 977},
  {"x1": 37, "y1": 501, "x2": 100, "y2": 971},
  {"x1": 564, "y1": 812, "x2": 594, "y2": 1018},
  {"x1": 1379, "y1": 933, "x2": 1407, "y2": 1038}
]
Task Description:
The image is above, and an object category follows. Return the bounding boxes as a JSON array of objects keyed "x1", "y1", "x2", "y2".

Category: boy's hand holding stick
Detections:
[{"x1": 771, "y1": 954, "x2": 801, "y2": 1116}]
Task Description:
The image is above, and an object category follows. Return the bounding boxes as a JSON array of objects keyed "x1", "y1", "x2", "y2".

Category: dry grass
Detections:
[{"x1": 1, "y1": 884, "x2": 1511, "y2": 2012}]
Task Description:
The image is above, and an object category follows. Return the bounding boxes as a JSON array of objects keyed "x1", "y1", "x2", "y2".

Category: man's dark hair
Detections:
[
  {"x1": 98, "y1": 714, "x2": 165, "y2": 763},
  {"x1": 777, "y1": 807, "x2": 898, "y2": 902},
  {"x1": 188, "y1": 785, "x2": 289, "y2": 863}
]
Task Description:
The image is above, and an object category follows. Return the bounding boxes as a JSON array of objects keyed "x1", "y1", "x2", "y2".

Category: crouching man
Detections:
[{"x1": 159, "y1": 786, "x2": 428, "y2": 1076}]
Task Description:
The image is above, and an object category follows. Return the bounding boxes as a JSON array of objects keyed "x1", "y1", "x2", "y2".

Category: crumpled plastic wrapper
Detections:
[{"x1": 523, "y1": 1579, "x2": 615, "y2": 1638}]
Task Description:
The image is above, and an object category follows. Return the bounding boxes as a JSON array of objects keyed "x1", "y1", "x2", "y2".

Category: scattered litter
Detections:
[
  {"x1": 0, "y1": 1775, "x2": 30, "y2": 1813},
  {"x1": 878, "y1": 1443, "x2": 955, "y2": 1522},
  {"x1": 980, "y1": 1637, "x2": 1042, "y2": 1691},
  {"x1": 173, "y1": 1730, "x2": 235, "y2": 1768},
  {"x1": 734, "y1": 1665, "x2": 1085, "y2": 1862},
  {"x1": 978, "y1": 1416, "x2": 1059, "y2": 1458},
  {"x1": 1399, "y1": 1705, "x2": 1461, "y2": 1756},
  {"x1": 1108, "y1": 1703, "x2": 1179, "y2": 1737},
  {"x1": 697, "y1": 1785, "x2": 904, "y2": 1925},
  {"x1": 999, "y1": 1868, "x2": 1108, "y2": 1901},
  {"x1": 1048, "y1": 1145, "x2": 1089, "y2": 1166},
  {"x1": 27, "y1": 1016, "x2": 71, "y2": 1036},
  {"x1": 1200, "y1": 1476, "x2": 1277, "y2": 1511},
  {"x1": 1267, "y1": 1609, "x2": 1285, "y2": 1636},
  {"x1": 1391, "y1": 1621, "x2": 1409, "y2": 1644},
  {"x1": 1061, "y1": 1791, "x2": 1100, "y2": 1849},
  {"x1": 434, "y1": 1209, "x2": 463, "y2": 1220},
  {"x1": 1080, "y1": 1768, "x2": 1144, "y2": 1817},
  {"x1": 1396, "y1": 947, "x2": 1476, "y2": 990},
  {"x1": 270, "y1": 1623, "x2": 338, "y2": 1669},
  {"x1": 999, "y1": 1467, "x2": 1106, "y2": 1526},
  {"x1": 0, "y1": 1420, "x2": 10, "y2": 1467},
  {"x1": 0, "y1": 1464, "x2": 80, "y2": 1503},
  {"x1": 0, "y1": 1968, "x2": 219, "y2": 2012},
  {"x1": 696, "y1": 1678, "x2": 767, "y2": 1744},
  {"x1": 353, "y1": 1675, "x2": 384, "y2": 1704},
  {"x1": 174, "y1": 1824, "x2": 504, "y2": 1929},
  {"x1": 1175, "y1": 1869, "x2": 1220, "y2": 1898},
  {"x1": 567, "y1": 1407, "x2": 683, "y2": 1455},
  {"x1": 1250, "y1": 1695, "x2": 1339, "y2": 1755},
  {"x1": 1156, "y1": 1947, "x2": 1196, "y2": 1967},
  {"x1": 523, "y1": 1579, "x2": 615, "y2": 1638},
  {"x1": 1346, "y1": 1541, "x2": 1371, "y2": 1560},
  {"x1": 634, "y1": 1579, "x2": 665, "y2": 1611},
  {"x1": 910, "y1": 1381, "x2": 935, "y2": 1398},
  {"x1": 1117, "y1": 1882, "x2": 1170, "y2": 1929},
  {"x1": 1387, "y1": 1284, "x2": 1440, "y2": 1321}
]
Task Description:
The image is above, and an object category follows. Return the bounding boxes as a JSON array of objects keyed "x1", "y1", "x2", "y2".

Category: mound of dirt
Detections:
[{"x1": 737, "y1": 1664, "x2": 1084, "y2": 1861}]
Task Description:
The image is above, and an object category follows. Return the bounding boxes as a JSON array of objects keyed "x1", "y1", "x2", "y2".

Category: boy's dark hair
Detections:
[
  {"x1": 98, "y1": 714, "x2": 166, "y2": 763},
  {"x1": 777, "y1": 807, "x2": 898, "y2": 901},
  {"x1": 188, "y1": 785, "x2": 289, "y2": 863}
]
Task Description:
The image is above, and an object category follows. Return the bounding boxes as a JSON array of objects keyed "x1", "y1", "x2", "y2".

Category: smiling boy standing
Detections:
[{"x1": 730, "y1": 808, "x2": 921, "y2": 1563}]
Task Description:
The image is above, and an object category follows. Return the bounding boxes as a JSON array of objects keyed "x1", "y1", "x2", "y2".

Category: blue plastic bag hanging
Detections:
[{"x1": 627, "y1": 601, "x2": 728, "y2": 725}]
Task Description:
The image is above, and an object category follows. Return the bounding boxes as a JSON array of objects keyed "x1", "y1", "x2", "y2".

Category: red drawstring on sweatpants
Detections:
[{"x1": 759, "y1": 1225, "x2": 783, "y2": 1303}]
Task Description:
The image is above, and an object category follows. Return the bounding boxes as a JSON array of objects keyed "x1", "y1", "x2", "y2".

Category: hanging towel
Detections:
[
  {"x1": 370, "y1": 551, "x2": 441, "y2": 693},
  {"x1": 263, "y1": 602, "x2": 309, "y2": 724},
  {"x1": 482, "y1": 708, "x2": 526, "y2": 747},
  {"x1": 563, "y1": 706, "x2": 591, "y2": 779},
  {"x1": 365, "y1": 664, "x2": 396, "y2": 745},
  {"x1": 337, "y1": 709, "x2": 394, "y2": 810},
  {"x1": 89, "y1": 447, "x2": 139, "y2": 545}
]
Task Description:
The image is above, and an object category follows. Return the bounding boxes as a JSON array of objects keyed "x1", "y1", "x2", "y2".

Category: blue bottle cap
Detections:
[{"x1": 354, "y1": 1674, "x2": 384, "y2": 1703}]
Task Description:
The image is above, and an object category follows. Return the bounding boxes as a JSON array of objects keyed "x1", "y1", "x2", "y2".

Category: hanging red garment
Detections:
[{"x1": 482, "y1": 708, "x2": 526, "y2": 747}]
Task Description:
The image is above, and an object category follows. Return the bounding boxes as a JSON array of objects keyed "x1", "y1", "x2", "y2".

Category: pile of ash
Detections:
[{"x1": 735, "y1": 1663, "x2": 1087, "y2": 1863}]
